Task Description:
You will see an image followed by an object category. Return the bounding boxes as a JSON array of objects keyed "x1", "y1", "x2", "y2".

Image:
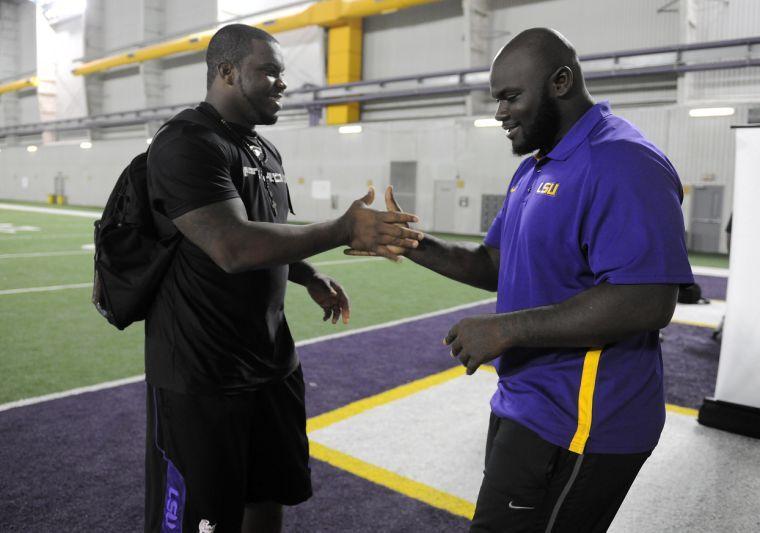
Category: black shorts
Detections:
[
  {"x1": 470, "y1": 415, "x2": 650, "y2": 533},
  {"x1": 145, "y1": 366, "x2": 312, "y2": 533}
]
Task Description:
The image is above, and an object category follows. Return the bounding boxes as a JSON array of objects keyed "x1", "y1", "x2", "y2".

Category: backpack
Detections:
[
  {"x1": 91, "y1": 149, "x2": 178, "y2": 330},
  {"x1": 677, "y1": 283, "x2": 709, "y2": 305},
  {"x1": 91, "y1": 109, "x2": 211, "y2": 329}
]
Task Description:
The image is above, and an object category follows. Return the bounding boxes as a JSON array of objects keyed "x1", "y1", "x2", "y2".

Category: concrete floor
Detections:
[{"x1": 310, "y1": 371, "x2": 760, "y2": 532}]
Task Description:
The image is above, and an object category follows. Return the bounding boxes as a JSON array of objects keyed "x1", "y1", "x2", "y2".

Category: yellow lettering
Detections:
[{"x1": 535, "y1": 182, "x2": 559, "y2": 196}]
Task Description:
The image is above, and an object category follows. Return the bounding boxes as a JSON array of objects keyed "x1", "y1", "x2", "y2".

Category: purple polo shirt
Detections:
[{"x1": 484, "y1": 101, "x2": 693, "y2": 454}]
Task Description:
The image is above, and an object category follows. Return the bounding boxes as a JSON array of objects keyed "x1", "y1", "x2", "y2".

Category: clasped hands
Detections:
[
  {"x1": 342, "y1": 186, "x2": 418, "y2": 261},
  {"x1": 344, "y1": 186, "x2": 506, "y2": 375},
  {"x1": 304, "y1": 186, "x2": 419, "y2": 327}
]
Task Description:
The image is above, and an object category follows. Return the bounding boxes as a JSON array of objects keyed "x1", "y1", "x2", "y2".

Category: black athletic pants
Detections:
[
  {"x1": 470, "y1": 415, "x2": 651, "y2": 533},
  {"x1": 145, "y1": 367, "x2": 312, "y2": 533}
]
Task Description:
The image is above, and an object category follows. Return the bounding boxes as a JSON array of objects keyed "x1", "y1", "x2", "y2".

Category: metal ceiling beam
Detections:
[
  {"x1": 2, "y1": 55, "x2": 757, "y2": 138},
  {"x1": 0, "y1": 76, "x2": 38, "y2": 96},
  {"x1": 70, "y1": 0, "x2": 438, "y2": 76}
]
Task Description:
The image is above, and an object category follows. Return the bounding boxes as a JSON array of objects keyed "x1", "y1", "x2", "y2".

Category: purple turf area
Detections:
[
  {"x1": 0, "y1": 298, "x2": 721, "y2": 531},
  {"x1": 693, "y1": 274, "x2": 727, "y2": 300},
  {"x1": 661, "y1": 322, "x2": 720, "y2": 408}
]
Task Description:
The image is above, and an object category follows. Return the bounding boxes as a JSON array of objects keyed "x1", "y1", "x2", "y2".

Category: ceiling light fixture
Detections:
[
  {"x1": 338, "y1": 125, "x2": 362, "y2": 134},
  {"x1": 688, "y1": 107, "x2": 735, "y2": 118},
  {"x1": 474, "y1": 118, "x2": 501, "y2": 128}
]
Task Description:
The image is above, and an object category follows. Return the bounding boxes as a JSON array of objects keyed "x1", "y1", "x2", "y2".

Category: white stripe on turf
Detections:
[
  {"x1": 0, "y1": 233, "x2": 93, "y2": 241},
  {"x1": 0, "y1": 203, "x2": 101, "y2": 218},
  {"x1": 0, "y1": 250, "x2": 92, "y2": 259},
  {"x1": 308, "y1": 257, "x2": 383, "y2": 267},
  {"x1": 0, "y1": 297, "x2": 497, "y2": 411},
  {"x1": 295, "y1": 297, "x2": 497, "y2": 347},
  {"x1": 691, "y1": 265, "x2": 729, "y2": 278},
  {"x1": 0, "y1": 258, "x2": 383, "y2": 295},
  {"x1": 0, "y1": 375, "x2": 145, "y2": 412},
  {"x1": 0, "y1": 282, "x2": 93, "y2": 295}
]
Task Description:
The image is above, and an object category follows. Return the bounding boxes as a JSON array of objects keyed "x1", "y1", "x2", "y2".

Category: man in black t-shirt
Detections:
[{"x1": 143, "y1": 25, "x2": 422, "y2": 533}]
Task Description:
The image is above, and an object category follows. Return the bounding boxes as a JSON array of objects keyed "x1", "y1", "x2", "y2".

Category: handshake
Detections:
[{"x1": 339, "y1": 185, "x2": 421, "y2": 262}]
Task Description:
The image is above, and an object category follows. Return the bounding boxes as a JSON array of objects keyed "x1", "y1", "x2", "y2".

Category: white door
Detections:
[{"x1": 434, "y1": 180, "x2": 456, "y2": 233}]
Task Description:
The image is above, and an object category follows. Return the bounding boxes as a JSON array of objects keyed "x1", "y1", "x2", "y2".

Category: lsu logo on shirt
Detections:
[{"x1": 535, "y1": 181, "x2": 559, "y2": 197}]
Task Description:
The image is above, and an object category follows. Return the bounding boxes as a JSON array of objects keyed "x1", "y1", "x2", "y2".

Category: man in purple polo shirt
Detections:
[{"x1": 372, "y1": 28, "x2": 693, "y2": 531}]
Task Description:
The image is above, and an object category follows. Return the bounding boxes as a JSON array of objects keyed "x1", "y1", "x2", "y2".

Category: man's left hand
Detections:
[
  {"x1": 444, "y1": 315, "x2": 509, "y2": 375},
  {"x1": 306, "y1": 273, "x2": 350, "y2": 324}
]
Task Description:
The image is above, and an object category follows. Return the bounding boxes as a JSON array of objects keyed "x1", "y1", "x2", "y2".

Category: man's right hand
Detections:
[{"x1": 341, "y1": 187, "x2": 423, "y2": 261}]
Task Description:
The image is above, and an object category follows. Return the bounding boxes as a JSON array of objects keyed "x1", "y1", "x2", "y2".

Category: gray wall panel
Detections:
[
  {"x1": 165, "y1": 0, "x2": 218, "y2": 35},
  {"x1": 489, "y1": 0, "x2": 680, "y2": 57},
  {"x1": 19, "y1": 1, "x2": 37, "y2": 74},
  {"x1": 161, "y1": 57, "x2": 207, "y2": 106},
  {"x1": 102, "y1": 0, "x2": 142, "y2": 52},
  {"x1": 0, "y1": 136, "x2": 145, "y2": 206},
  {"x1": 18, "y1": 92, "x2": 40, "y2": 124},
  {"x1": 101, "y1": 73, "x2": 146, "y2": 114},
  {"x1": 681, "y1": 0, "x2": 760, "y2": 103},
  {"x1": 363, "y1": 0, "x2": 465, "y2": 79}
]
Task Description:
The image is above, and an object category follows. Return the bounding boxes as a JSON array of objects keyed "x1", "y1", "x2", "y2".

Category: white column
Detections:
[
  {"x1": 714, "y1": 127, "x2": 760, "y2": 409},
  {"x1": 698, "y1": 126, "x2": 760, "y2": 438},
  {"x1": 141, "y1": 0, "x2": 166, "y2": 140},
  {"x1": 83, "y1": 0, "x2": 105, "y2": 119},
  {"x1": 462, "y1": 0, "x2": 491, "y2": 117},
  {"x1": 0, "y1": 1, "x2": 21, "y2": 129},
  {"x1": 35, "y1": 2, "x2": 89, "y2": 143}
]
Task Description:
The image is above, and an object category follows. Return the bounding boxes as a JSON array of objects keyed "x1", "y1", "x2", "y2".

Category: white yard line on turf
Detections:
[
  {"x1": 0, "y1": 258, "x2": 383, "y2": 295},
  {"x1": 0, "y1": 204, "x2": 733, "y2": 278},
  {"x1": 0, "y1": 282, "x2": 93, "y2": 295},
  {"x1": 0, "y1": 297, "x2": 497, "y2": 412},
  {"x1": 0, "y1": 203, "x2": 101, "y2": 218},
  {"x1": 0, "y1": 232, "x2": 94, "y2": 241},
  {"x1": 309, "y1": 257, "x2": 383, "y2": 267},
  {"x1": 691, "y1": 265, "x2": 729, "y2": 278},
  {"x1": 0, "y1": 250, "x2": 92, "y2": 259},
  {"x1": 0, "y1": 375, "x2": 145, "y2": 412},
  {"x1": 295, "y1": 297, "x2": 497, "y2": 348}
]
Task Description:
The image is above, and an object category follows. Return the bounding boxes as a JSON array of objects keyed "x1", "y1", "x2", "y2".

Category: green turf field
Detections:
[
  {"x1": 0, "y1": 206, "x2": 492, "y2": 404},
  {"x1": 0, "y1": 203, "x2": 728, "y2": 404}
]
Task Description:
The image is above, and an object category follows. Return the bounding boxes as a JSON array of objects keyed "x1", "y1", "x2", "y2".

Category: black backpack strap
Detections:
[
  {"x1": 160, "y1": 104, "x2": 295, "y2": 217},
  {"x1": 257, "y1": 134, "x2": 283, "y2": 166},
  {"x1": 256, "y1": 134, "x2": 294, "y2": 215}
]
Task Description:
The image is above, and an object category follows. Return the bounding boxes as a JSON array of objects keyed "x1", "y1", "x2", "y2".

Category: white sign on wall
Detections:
[
  {"x1": 714, "y1": 127, "x2": 760, "y2": 409},
  {"x1": 311, "y1": 180, "x2": 331, "y2": 200}
]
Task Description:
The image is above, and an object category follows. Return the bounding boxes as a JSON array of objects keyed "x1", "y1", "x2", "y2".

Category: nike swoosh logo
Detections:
[{"x1": 508, "y1": 500, "x2": 535, "y2": 510}]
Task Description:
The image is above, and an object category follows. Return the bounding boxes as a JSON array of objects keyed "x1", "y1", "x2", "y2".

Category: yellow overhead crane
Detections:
[
  {"x1": 68, "y1": 0, "x2": 439, "y2": 124},
  {"x1": 0, "y1": 76, "x2": 38, "y2": 96}
]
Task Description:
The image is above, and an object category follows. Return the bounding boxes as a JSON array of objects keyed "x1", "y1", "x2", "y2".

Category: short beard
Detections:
[
  {"x1": 512, "y1": 88, "x2": 561, "y2": 156},
  {"x1": 237, "y1": 78, "x2": 278, "y2": 126}
]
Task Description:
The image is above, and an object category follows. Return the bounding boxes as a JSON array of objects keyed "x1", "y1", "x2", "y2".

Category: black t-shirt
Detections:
[{"x1": 145, "y1": 103, "x2": 297, "y2": 394}]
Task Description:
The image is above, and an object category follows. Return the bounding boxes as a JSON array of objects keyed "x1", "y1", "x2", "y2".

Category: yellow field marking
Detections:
[
  {"x1": 310, "y1": 442, "x2": 475, "y2": 519},
  {"x1": 307, "y1": 365, "x2": 479, "y2": 520},
  {"x1": 666, "y1": 404, "x2": 698, "y2": 417},
  {"x1": 670, "y1": 318, "x2": 718, "y2": 329},
  {"x1": 307, "y1": 365, "x2": 466, "y2": 433},
  {"x1": 306, "y1": 361, "x2": 699, "y2": 519}
]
